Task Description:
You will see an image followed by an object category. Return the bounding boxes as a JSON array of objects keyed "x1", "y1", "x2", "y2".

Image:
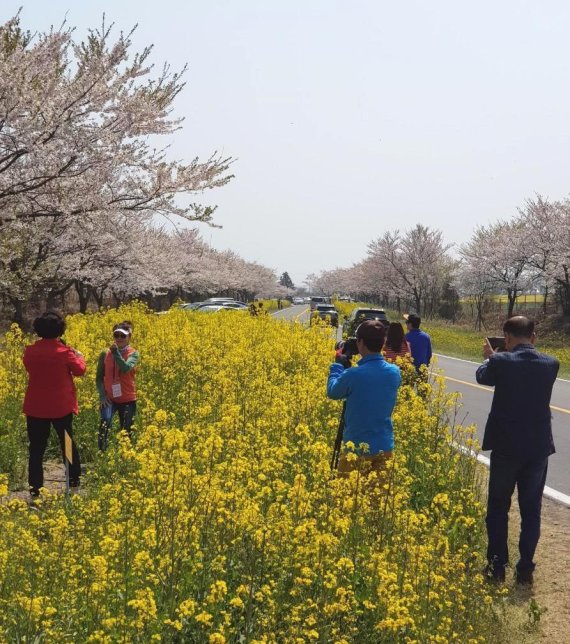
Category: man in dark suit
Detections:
[{"x1": 476, "y1": 316, "x2": 559, "y2": 585}]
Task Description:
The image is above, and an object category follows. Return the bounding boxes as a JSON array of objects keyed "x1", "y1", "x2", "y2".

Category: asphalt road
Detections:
[{"x1": 274, "y1": 305, "x2": 570, "y2": 497}]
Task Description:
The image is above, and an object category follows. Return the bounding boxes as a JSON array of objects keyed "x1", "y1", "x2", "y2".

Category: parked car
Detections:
[
  {"x1": 204, "y1": 298, "x2": 237, "y2": 304},
  {"x1": 342, "y1": 308, "x2": 389, "y2": 337},
  {"x1": 309, "y1": 296, "x2": 331, "y2": 311},
  {"x1": 219, "y1": 301, "x2": 248, "y2": 310},
  {"x1": 292, "y1": 297, "x2": 304, "y2": 305},
  {"x1": 311, "y1": 304, "x2": 339, "y2": 327},
  {"x1": 196, "y1": 305, "x2": 224, "y2": 313},
  {"x1": 179, "y1": 302, "x2": 205, "y2": 310}
]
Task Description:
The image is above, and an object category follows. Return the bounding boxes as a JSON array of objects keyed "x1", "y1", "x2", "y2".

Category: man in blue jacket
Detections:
[
  {"x1": 328, "y1": 320, "x2": 401, "y2": 476},
  {"x1": 404, "y1": 313, "x2": 432, "y2": 372},
  {"x1": 476, "y1": 316, "x2": 559, "y2": 585}
]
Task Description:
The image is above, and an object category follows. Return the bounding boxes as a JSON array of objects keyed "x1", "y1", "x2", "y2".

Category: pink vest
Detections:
[{"x1": 103, "y1": 347, "x2": 137, "y2": 403}]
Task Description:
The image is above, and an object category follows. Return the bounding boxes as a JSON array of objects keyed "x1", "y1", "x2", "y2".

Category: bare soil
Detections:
[
  {"x1": 10, "y1": 461, "x2": 72, "y2": 502},
  {"x1": 501, "y1": 497, "x2": 570, "y2": 642}
]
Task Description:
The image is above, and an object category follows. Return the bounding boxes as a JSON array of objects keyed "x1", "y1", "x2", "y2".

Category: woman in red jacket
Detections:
[{"x1": 23, "y1": 311, "x2": 86, "y2": 497}]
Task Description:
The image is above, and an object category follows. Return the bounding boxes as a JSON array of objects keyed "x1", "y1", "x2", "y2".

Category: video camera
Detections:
[{"x1": 336, "y1": 337, "x2": 358, "y2": 358}]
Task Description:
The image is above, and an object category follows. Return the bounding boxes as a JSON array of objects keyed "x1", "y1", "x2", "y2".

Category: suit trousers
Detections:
[
  {"x1": 486, "y1": 451, "x2": 548, "y2": 574},
  {"x1": 26, "y1": 414, "x2": 81, "y2": 491}
]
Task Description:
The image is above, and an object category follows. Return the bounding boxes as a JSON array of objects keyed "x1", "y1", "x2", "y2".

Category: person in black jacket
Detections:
[{"x1": 476, "y1": 316, "x2": 559, "y2": 585}]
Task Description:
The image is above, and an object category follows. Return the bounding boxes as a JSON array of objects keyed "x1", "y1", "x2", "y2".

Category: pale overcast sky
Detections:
[{"x1": 4, "y1": 1, "x2": 570, "y2": 285}]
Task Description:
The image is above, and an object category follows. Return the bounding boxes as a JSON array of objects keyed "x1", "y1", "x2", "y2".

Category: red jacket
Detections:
[{"x1": 23, "y1": 339, "x2": 86, "y2": 418}]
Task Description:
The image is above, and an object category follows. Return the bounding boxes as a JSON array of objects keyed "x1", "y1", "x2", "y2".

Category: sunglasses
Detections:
[{"x1": 113, "y1": 332, "x2": 129, "y2": 339}]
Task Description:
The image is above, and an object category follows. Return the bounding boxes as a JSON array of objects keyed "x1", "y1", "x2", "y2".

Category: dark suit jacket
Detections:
[{"x1": 476, "y1": 344, "x2": 559, "y2": 459}]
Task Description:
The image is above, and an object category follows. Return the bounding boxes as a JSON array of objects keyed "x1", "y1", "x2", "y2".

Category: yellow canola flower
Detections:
[{"x1": 0, "y1": 303, "x2": 498, "y2": 642}]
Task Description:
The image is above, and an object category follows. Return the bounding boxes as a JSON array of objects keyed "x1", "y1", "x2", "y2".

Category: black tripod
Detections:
[{"x1": 330, "y1": 402, "x2": 346, "y2": 471}]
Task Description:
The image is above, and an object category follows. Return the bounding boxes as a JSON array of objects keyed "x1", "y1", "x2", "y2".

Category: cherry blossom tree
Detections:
[
  {"x1": 517, "y1": 196, "x2": 570, "y2": 315},
  {"x1": 460, "y1": 220, "x2": 533, "y2": 318},
  {"x1": 0, "y1": 14, "x2": 233, "y2": 226},
  {"x1": 454, "y1": 261, "x2": 495, "y2": 330},
  {"x1": 366, "y1": 225, "x2": 452, "y2": 315}
]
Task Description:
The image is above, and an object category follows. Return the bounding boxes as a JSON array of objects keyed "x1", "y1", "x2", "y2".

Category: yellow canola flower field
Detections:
[{"x1": 0, "y1": 304, "x2": 499, "y2": 642}]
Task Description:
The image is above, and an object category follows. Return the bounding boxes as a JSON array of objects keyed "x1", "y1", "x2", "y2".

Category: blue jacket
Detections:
[
  {"x1": 327, "y1": 354, "x2": 401, "y2": 454},
  {"x1": 405, "y1": 328, "x2": 432, "y2": 370},
  {"x1": 476, "y1": 344, "x2": 559, "y2": 459}
]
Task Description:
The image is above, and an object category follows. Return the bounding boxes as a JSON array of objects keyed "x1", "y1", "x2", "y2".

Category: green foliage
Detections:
[{"x1": 279, "y1": 271, "x2": 295, "y2": 289}]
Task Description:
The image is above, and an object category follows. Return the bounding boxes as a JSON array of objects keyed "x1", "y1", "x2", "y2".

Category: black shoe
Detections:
[
  {"x1": 29, "y1": 487, "x2": 40, "y2": 498},
  {"x1": 515, "y1": 569, "x2": 533, "y2": 586},
  {"x1": 69, "y1": 479, "x2": 80, "y2": 488},
  {"x1": 484, "y1": 563, "x2": 506, "y2": 583}
]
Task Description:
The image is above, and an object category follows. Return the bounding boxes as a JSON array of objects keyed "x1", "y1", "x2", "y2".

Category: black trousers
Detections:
[
  {"x1": 486, "y1": 451, "x2": 548, "y2": 574},
  {"x1": 26, "y1": 414, "x2": 81, "y2": 491}
]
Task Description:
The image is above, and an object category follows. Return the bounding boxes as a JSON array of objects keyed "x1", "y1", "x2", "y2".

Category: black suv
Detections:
[
  {"x1": 311, "y1": 304, "x2": 339, "y2": 327},
  {"x1": 342, "y1": 308, "x2": 389, "y2": 337}
]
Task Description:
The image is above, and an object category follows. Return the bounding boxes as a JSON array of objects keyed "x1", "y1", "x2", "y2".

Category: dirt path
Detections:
[
  {"x1": 519, "y1": 498, "x2": 570, "y2": 641},
  {"x1": 9, "y1": 462, "x2": 71, "y2": 501}
]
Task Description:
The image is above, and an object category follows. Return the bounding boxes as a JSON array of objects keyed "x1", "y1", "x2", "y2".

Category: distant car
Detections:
[
  {"x1": 311, "y1": 304, "x2": 339, "y2": 327},
  {"x1": 309, "y1": 296, "x2": 331, "y2": 311},
  {"x1": 342, "y1": 308, "x2": 389, "y2": 337},
  {"x1": 292, "y1": 297, "x2": 304, "y2": 305},
  {"x1": 196, "y1": 305, "x2": 224, "y2": 313},
  {"x1": 196, "y1": 301, "x2": 244, "y2": 310},
  {"x1": 220, "y1": 301, "x2": 248, "y2": 310}
]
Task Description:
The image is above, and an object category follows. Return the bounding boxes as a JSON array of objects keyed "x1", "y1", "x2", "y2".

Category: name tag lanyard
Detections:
[{"x1": 112, "y1": 346, "x2": 128, "y2": 398}]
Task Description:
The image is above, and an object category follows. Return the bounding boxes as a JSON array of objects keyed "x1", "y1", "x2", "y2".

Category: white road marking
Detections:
[{"x1": 455, "y1": 445, "x2": 570, "y2": 508}]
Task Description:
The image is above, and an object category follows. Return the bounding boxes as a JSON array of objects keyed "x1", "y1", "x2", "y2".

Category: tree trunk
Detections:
[
  {"x1": 413, "y1": 291, "x2": 421, "y2": 316},
  {"x1": 167, "y1": 289, "x2": 178, "y2": 306},
  {"x1": 91, "y1": 287, "x2": 105, "y2": 310},
  {"x1": 556, "y1": 268, "x2": 570, "y2": 316},
  {"x1": 46, "y1": 281, "x2": 73, "y2": 312},
  {"x1": 542, "y1": 285, "x2": 549, "y2": 316},
  {"x1": 506, "y1": 289, "x2": 517, "y2": 318},
  {"x1": 9, "y1": 297, "x2": 25, "y2": 328},
  {"x1": 46, "y1": 290, "x2": 59, "y2": 310},
  {"x1": 557, "y1": 282, "x2": 570, "y2": 317},
  {"x1": 74, "y1": 280, "x2": 90, "y2": 314},
  {"x1": 473, "y1": 294, "x2": 488, "y2": 331}
]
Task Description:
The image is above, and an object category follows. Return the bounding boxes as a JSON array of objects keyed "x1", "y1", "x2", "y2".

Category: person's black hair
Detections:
[
  {"x1": 33, "y1": 311, "x2": 66, "y2": 339},
  {"x1": 503, "y1": 316, "x2": 535, "y2": 338},
  {"x1": 406, "y1": 315, "x2": 421, "y2": 329},
  {"x1": 385, "y1": 322, "x2": 405, "y2": 352},
  {"x1": 356, "y1": 319, "x2": 386, "y2": 352}
]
